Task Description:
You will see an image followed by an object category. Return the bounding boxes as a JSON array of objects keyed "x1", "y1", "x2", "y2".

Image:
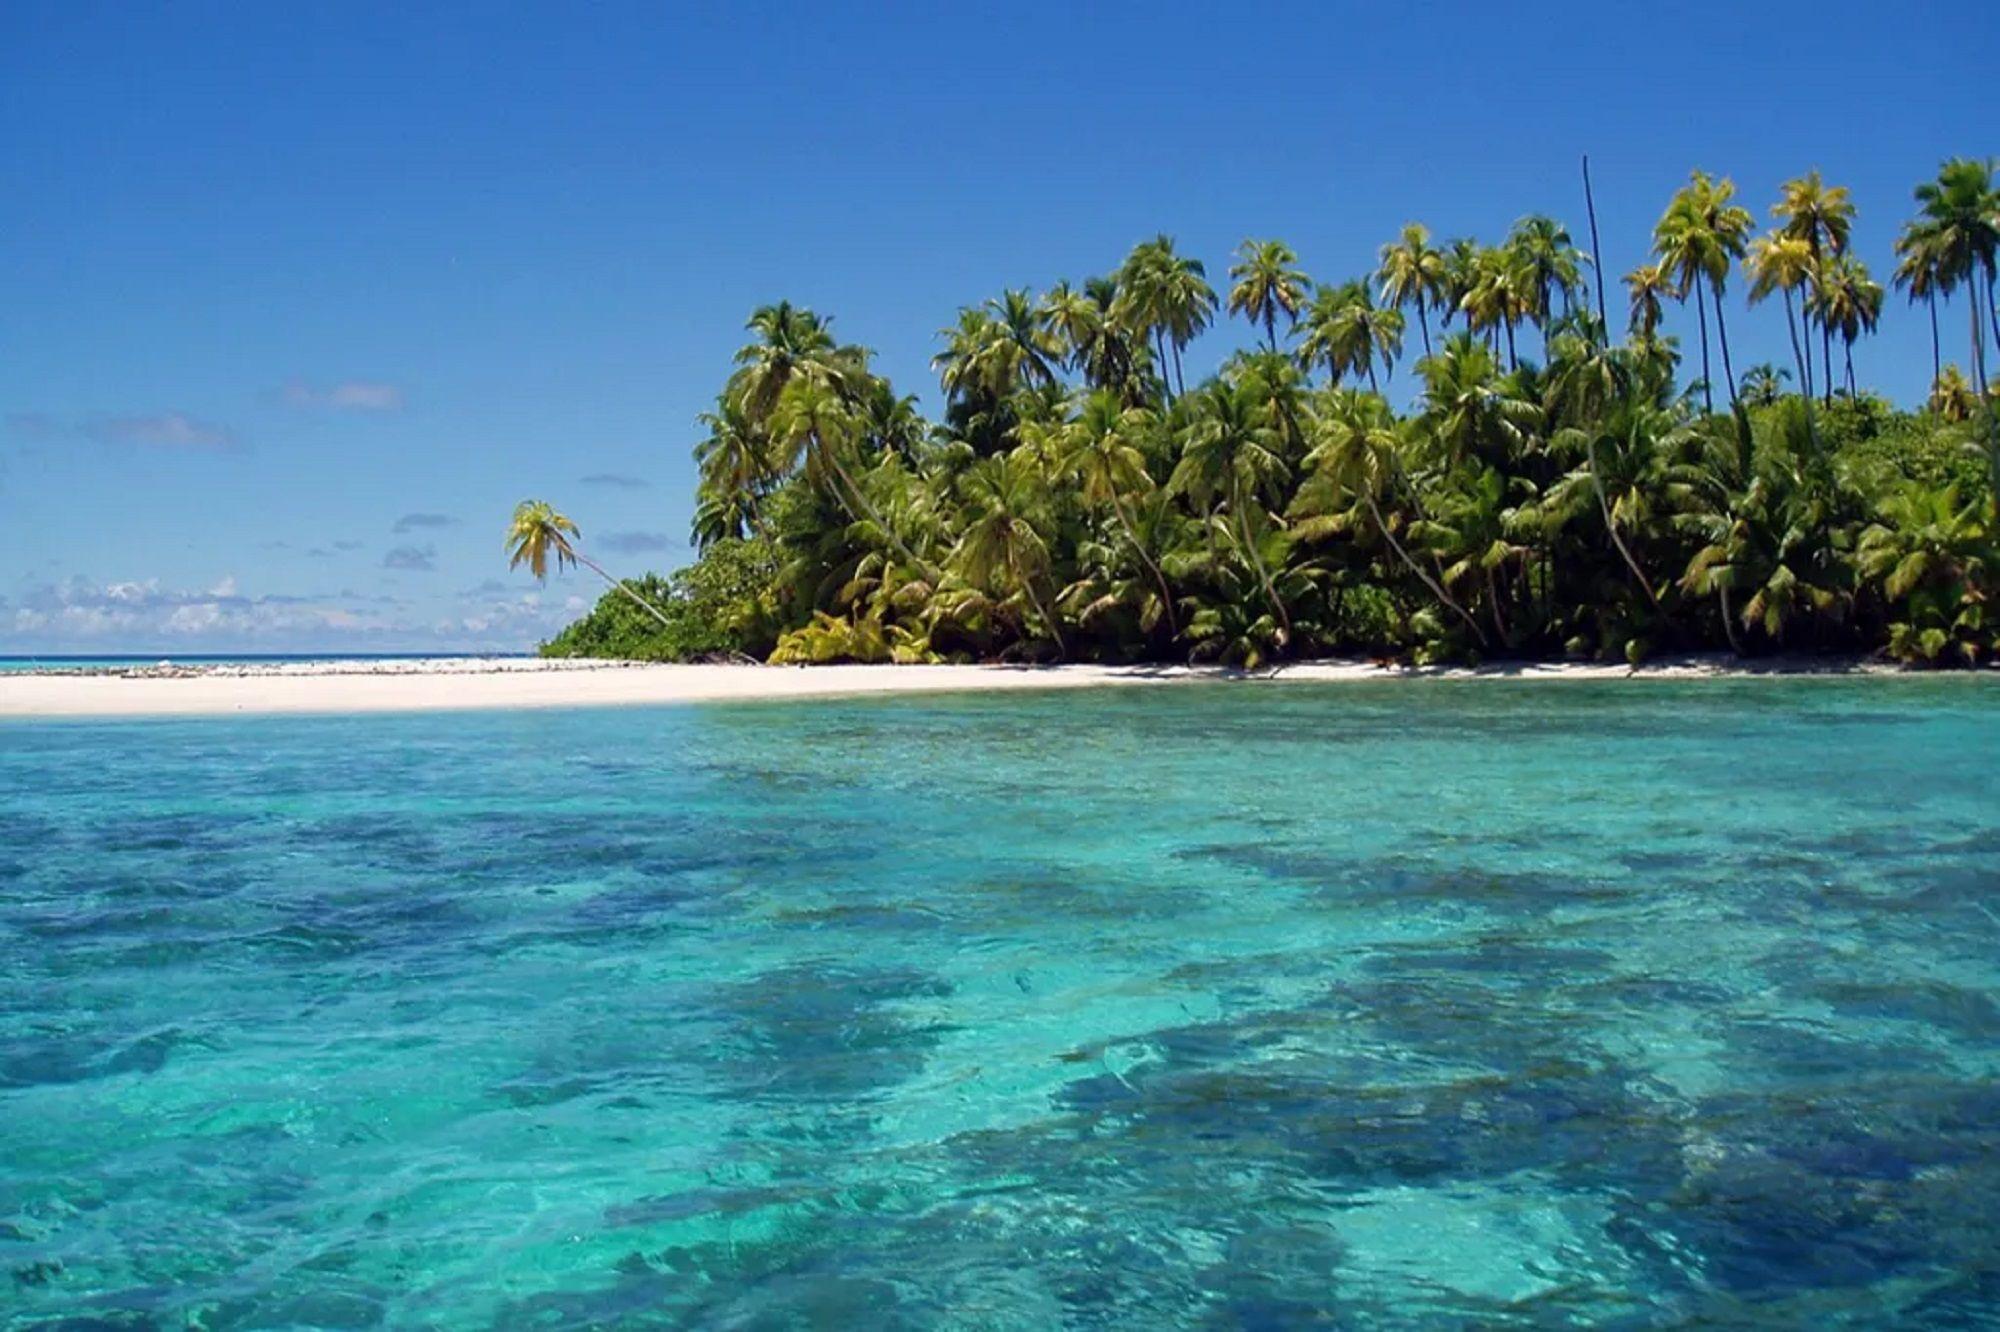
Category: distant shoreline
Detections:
[{"x1": 0, "y1": 653, "x2": 1975, "y2": 720}]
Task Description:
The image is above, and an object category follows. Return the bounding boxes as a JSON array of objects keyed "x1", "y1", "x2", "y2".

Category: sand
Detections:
[{"x1": 0, "y1": 654, "x2": 1922, "y2": 720}]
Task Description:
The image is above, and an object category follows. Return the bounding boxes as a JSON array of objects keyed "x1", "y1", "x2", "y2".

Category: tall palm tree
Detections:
[
  {"x1": 1655, "y1": 171, "x2": 1753, "y2": 411},
  {"x1": 692, "y1": 399, "x2": 772, "y2": 546},
  {"x1": 506, "y1": 500, "x2": 675, "y2": 629},
  {"x1": 729, "y1": 302, "x2": 858, "y2": 425},
  {"x1": 1507, "y1": 214, "x2": 1589, "y2": 341},
  {"x1": 1773, "y1": 171, "x2": 1856, "y2": 404},
  {"x1": 1815, "y1": 255, "x2": 1884, "y2": 396},
  {"x1": 1911, "y1": 158, "x2": 2000, "y2": 400},
  {"x1": 1894, "y1": 221, "x2": 1945, "y2": 386},
  {"x1": 1377, "y1": 223, "x2": 1447, "y2": 358},
  {"x1": 1227, "y1": 239, "x2": 1311, "y2": 352},
  {"x1": 1114, "y1": 235, "x2": 1217, "y2": 401},
  {"x1": 1624, "y1": 262, "x2": 1673, "y2": 340},
  {"x1": 1745, "y1": 231, "x2": 1821, "y2": 405}
]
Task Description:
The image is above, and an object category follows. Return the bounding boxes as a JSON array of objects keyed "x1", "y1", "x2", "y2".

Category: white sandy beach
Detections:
[{"x1": 0, "y1": 654, "x2": 1923, "y2": 719}]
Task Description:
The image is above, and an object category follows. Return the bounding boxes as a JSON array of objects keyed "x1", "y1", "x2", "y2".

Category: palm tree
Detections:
[
  {"x1": 1171, "y1": 381, "x2": 1294, "y2": 644},
  {"x1": 1049, "y1": 391, "x2": 1178, "y2": 637},
  {"x1": 1745, "y1": 231, "x2": 1821, "y2": 405},
  {"x1": 1297, "y1": 390, "x2": 1488, "y2": 646},
  {"x1": 1929, "y1": 365, "x2": 1979, "y2": 422},
  {"x1": 1738, "y1": 364, "x2": 1790, "y2": 408},
  {"x1": 1377, "y1": 223, "x2": 1447, "y2": 358},
  {"x1": 1228, "y1": 239, "x2": 1311, "y2": 352},
  {"x1": 1655, "y1": 171, "x2": 1752, "y2": 411},
  {"x1": 1624, "y1": 263, "x2": 1672, "y2": 340},
  {"x1": 729, "y1": 302, "x2": 858, "y2": 425},
  {"x1": 952, "y1": 451, "x2": 1068, "y2": 656},
  {"x1": 1774, "y1": 171, "x2": 1856, "y2": 403},
  {"x1": 1300, "y1": 282, "x2": 1405, "y2": 391},
  {"x1": 1815, "y1": 255, "x2": 1884, "y2": 396},
  {"x1": 1894, "y1": 222, "x2": 1945, "y2": 386},
  {"x1": 1911, "y1": 158, "x2": 2000, "y2": 400},
  {"x1": 1507, "y1": 214, "x2": 1589, "y2": 341},
  {"x1": 692, "y1": 399, "x2": 772, "y2": 545},
  {"x1": 1114, "y1": 236, "x2": 1217, "y2": 401},
  {"x1": 507, "y1": 500, "x2": 675, "y2": 630},
  {"x1": 771, "y1": 378, "x2": 935, "y2": 578}
]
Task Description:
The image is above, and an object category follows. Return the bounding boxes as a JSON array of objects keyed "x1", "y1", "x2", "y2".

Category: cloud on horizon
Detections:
[
  {"x1": 383, "y1": 545, "x2": 438, "y2": 572},
  {"x1": 597, "y1": 530, "x2": 672, "y2": 555},
  {"x1": 580, "y1": 472, "x2": 650, "y2": 489},
  {"x1": 392, "y1": 512, "x2": 457, "y2": 534},
  {"x1": 281, "y1": 380, "x2": 407, "y2": 412},
  {"x1": 8, "y1": 411, "x2": 238, "y2": 451},
  {"x1": 8, "y1": 574, "x2": 575, "y2": 651}
]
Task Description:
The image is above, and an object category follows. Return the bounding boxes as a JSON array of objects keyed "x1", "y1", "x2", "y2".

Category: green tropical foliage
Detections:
[{"x1": 542, "y1": 159, "x2": 2000, "y2": 669}]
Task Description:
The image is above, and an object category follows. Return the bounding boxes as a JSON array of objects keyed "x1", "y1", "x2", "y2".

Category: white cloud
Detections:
[{"x1": 282, "y1": 380, "x2": 407, "y2": 412}]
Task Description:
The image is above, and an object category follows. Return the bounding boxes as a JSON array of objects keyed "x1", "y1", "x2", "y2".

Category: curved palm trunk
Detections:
[
  {"x1": 1364, "y1": 491, "x2": 1488, "y2": 647},
  {"x1": 1586, "y1": 440, "x2": 1662, "y2": 613},
  {"x1": 1710, "y1": 279, "x2": 1739, "y2": 410},
  {"x1": 1008, "y1": 548, "x2": 1068, "y2": 658},
  {"x1": 574, "y1": 552, "x2": 677, "y2": 631},
  {"x1": 1110, "y1": 490, "x2": 1178, "y2": 639},
  {"x1": 1485, "y1": 565, "x2": 1510, "y2": 645},
  {"x1": 1719, "y1": 583, "x2": 1746, "y2": 656},
  {"x1": 824, "y1": 448, "x2": 938, "y2": 583},
  {"x1": 1231, "y1": 481, "x2": 1292, "y2": 649},
  {"x1": 1416, "y1": 297, "x2": 1433, "y2": 357},
  {"x1": 1582, "y1": 154, "x2": 1609, "y2": 339}
]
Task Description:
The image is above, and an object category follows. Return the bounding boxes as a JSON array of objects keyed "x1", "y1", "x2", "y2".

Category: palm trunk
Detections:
[
  {"x1": 1845, "y1": 341, "x2": 1856, "y2": 396},
  {"x1": 1928, "y1": 294, "x2": 1941, "y2": 386},
  {"x1": 1782, "y1": 287, "x2": 1822, "y2": 451},
  {"x1": 1416, "y1": 297, "x2": 1433, "y2": 357},
  {"x1": 1719, "y1": 583, "x2": 1745, "y2": 656},
  {"x1": 1711, "y1": 279, "x2": 1739, "y2": 410},
  {"x1": 1171, "y1": 341, "x2": 1187, "y2": 398},
  {"x1": 1587, "y1": 439, "x2": 1662, "y2": 612},
  {"x1": 1010, "y1": 549, "x2": 1068, "y2": 658},
  {"x1": 1821, "y1": 318, "x2": 1833, "y2": 405},
  {"x1": 1233, "y1": 481, "x2": 1292, "y2": 648},
  {"x1": 1503, "y1": 320, "x2": 1518, "y2": 370},
  {"x1": 1485, "y1": 565, "x2": 1510, "y2": 644},
  {"x1": 1364, "y1": 491, "x2": 1487, "y2": 647},
  {"x1": 1155, "y1": 329, "x2": 1174, "y2": 406},
  {"x1": 1111, "y1": 490, "x2": 1178, "y2": 640},
  {"x1": 1582, "y1": 154, "x2": 1609, "y2": 340},
  {"x1": 574, "y1": 553, "x2": 676, "y2": 631},
  {"x1": 1265, "y1": 310, "x2": 1277, "y2": 354},
  {"x1": 1692, "y1": 284, "x2": 1713, "y2": 413},
  {"x1": 1366, "y1": 360, "x2": 1380, "y2": 393},
  {"x1": 826, "y1": 449, "x2": 937, "y2": 582}
]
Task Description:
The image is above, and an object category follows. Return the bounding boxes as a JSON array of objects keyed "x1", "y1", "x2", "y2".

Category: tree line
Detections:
[{"x1": 527, "y1": 158, "x2": 1999, "y2": 668}]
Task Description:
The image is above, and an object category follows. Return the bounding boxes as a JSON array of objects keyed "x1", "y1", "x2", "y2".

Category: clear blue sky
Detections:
[{"x1": 2, "y1": 1, "x2": 1992, "y2": 653}]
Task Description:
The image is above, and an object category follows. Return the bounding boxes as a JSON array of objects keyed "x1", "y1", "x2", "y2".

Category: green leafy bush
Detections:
[{"x1": 541, "y1": 538, "x2": 781, "y2": 661}]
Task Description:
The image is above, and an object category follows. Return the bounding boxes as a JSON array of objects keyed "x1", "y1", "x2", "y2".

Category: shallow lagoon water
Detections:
[{"x1": 3, "y1": 680, "x2": 1998, "y2": 1327}]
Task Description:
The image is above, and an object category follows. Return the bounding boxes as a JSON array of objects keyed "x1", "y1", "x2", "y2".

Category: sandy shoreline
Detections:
[{"x1": 0, "y1": 653, "x2": 1946, "y2": 720}]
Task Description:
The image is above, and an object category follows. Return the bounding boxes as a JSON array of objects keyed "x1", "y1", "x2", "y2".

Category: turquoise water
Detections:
[
  {"x1": 3, "y1": 682, "x2": 1998, "y2": 1327},
  {"x1": 0, "y1": 654, "x2": 530, "y2": 673}
]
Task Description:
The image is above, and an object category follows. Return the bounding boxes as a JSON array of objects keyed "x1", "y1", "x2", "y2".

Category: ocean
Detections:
[{"x1": 2, "y1": 680, "x2": 1996, "y2": 1325}]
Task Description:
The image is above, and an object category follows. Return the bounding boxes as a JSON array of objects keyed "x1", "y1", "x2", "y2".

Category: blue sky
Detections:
[{"x1": 2, "y1": 1, "x2": 1992, "y2": 653}]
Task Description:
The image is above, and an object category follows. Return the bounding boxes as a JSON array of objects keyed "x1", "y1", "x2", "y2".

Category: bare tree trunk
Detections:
[
  {"x1": 1111, "y1": 490, "x2": 1177, "y2": 639},
  {"x1": 574, "y1": 553, "x2": 677, "y2": 630},
  {"x1": 1582, "y1": 154, "x2": 1610, "y2": 340},
  {"x1": 1692, "y1": 283, "x2": 1713, "y2": 413},
  {"x1": 1719, "y1": 583, "x2": 1745, "y2": 656},
  {"x1": 1365, "y1": 491, "x2": 1487, "y2": 647},
  {"x1": 1711, "y1": 279, "x2": 1740, "y2": 410}
]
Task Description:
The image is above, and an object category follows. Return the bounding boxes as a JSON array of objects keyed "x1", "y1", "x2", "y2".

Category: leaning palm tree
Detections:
[
  {"x1": 1378, "y1": 222, "x2": 1447, "y2": 358},
  {"x1": 1227, "y1": 239, "x2": 1311, "y2": 352},
  {"x1": 506, "y1": 500, "x2": 675, "y2": 629}
]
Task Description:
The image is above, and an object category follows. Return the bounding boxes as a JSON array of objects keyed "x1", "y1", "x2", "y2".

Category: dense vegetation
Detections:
[{"x1": 541, "y1": 160, "x2": 2000, "y2": 667}]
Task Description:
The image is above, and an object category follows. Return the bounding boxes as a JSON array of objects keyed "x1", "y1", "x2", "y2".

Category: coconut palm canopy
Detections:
[{"x1": 545, "y1": 159, "x2": 2000, "y2": 671}]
